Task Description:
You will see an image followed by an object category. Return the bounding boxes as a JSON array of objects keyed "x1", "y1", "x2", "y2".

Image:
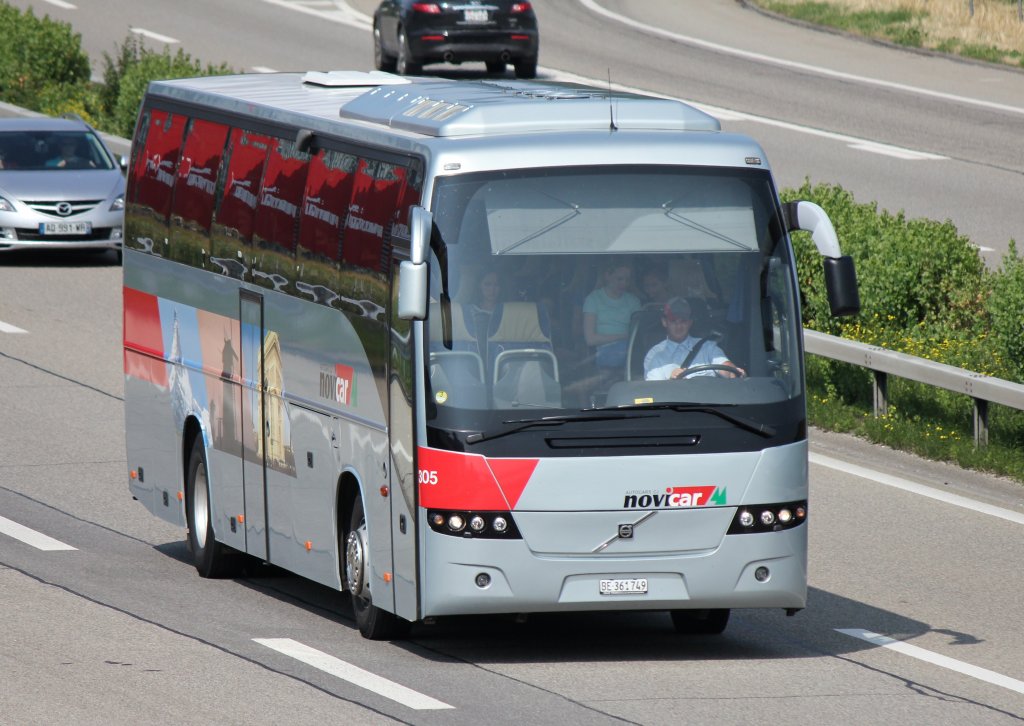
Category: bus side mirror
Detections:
[
  {"x1": 398, "y1": 260, "x2": 428, "y2": 320},
  {"x1": 398, "y1": 206, "x2": 433, "y2": 320},
  {"x1": 823, "y1": 255, "x2": 860, "y2": 317},
  {"x1": 784, "y1": 200, "x2": 860, "y2": 317}
]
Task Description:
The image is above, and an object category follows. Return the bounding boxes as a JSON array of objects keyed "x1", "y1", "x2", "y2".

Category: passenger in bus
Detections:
[
  {"x1": 468, "y1": 269, "x2": 502, "y2": 351},
  {"x1": 583, "y1": 261, "x2": 642, "y2": 369},
  {"x1": 644, "y1": 297, "x2": 743, "y2": 380},
  {"x1": 640, "y1": 266, "x2": 672, "y2": 306}
]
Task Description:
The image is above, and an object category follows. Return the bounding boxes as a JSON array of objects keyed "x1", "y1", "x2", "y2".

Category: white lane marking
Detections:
[
  {"x1": 578, "y1": 0, "x2": 1024, "y2": 118},
  {"x1": 263, "y1": 0, "x2": 372, "y2": 29},
  {"x1": 41, "y1": 0, "x2": 77, "y2": 8},
  {"x1": 0, "y1": 515, "x2": 76, "y2": 551},
  {"x1": 129, "y1": 27, "x2": 180, "y2": 45},
  {"x1": 0, "y1": 320, "x2": 27, "y2": 334},
  {"x1": 549, "y1": 69, "x2": 946, "y2": 162},
  {"x1": 810, "y1": 453, "x2": 1024, "y2": 526},
  {"x1": 251, "y1": 66, "x2": 279, "y2": 74},
  {"x1": 838, "y1": 629, "x2": 1024, "y2": 695},
  {"x1": 254, "y1": 638, "x2": 453, "y2": 710}
]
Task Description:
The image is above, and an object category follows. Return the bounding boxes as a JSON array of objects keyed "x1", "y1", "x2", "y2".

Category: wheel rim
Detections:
[
  {"x1": 193, "y1": 463, "x2": 209, "y2": 549},
  {"x1": 397, "y1": 30, "x2": 409, "y2": 74},
  {"x1": 345, "y1": 523, "x2": 369, "y2": 600},
  {"x1": 373, "y1": 28, "x2": 383, "y2": 68}
]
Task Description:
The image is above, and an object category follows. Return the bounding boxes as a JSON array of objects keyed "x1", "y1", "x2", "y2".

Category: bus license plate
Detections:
[
  {"x1": 599, "y1": 578, "x2": 648, "y2": 595},
  {"x1": 463, "y1": 8, "x2": 488, "y2": 22},
  {"x1": 40, "y1": 221, "x2": 90, "y2": 235}
]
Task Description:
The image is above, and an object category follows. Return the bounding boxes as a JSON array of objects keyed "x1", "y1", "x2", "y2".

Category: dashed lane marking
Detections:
[
  {"x1": 254, "y1": 638, "x2": 454, "y2": 710},
  {"x1": 838, "y1": 629, "x2": 1024, "y2": 695},
  {"x1": 0, "y1": 515, "x2": 76, "y2": 551}
]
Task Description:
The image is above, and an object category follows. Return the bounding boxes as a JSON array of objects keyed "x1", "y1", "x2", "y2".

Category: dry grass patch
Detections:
[{"x1": 756, "y1": 0, "x2": 1024, "y2": 66}]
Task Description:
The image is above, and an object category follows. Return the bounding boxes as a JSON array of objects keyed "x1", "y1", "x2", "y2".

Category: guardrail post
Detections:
[
  {"x1": 973, "y1": 398, "x2": 989, "y2": 448},
  {"x1": 872, "y1": 370, "x2": 888, "y2": 417}
]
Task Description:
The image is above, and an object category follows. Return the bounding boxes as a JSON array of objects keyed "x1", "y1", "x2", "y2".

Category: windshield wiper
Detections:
[
  {"x1": 465, "y1": 411, "x2": 655, "y2": 444},
  {"x1": 594, "y1": 403, "x2": 776, "y2": 438}
]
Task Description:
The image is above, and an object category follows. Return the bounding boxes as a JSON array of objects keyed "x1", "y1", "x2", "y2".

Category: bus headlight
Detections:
[
  {"x1": 727, "y1": 501, "x2": 807, "y2": 535},
  {"x1": 427, "y1": 510, "x2": 521, "y2": 539}
]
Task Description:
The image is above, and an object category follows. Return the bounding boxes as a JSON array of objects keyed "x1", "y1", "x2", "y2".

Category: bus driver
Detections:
[{"x1": 644, "y1": 297, "x2": 743, "y2": 380}]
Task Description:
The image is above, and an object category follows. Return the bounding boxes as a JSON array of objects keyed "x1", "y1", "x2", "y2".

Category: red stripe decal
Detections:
[
  {"x1": 418, "y1": 447, "x2": 508, "y2": 510},
  {"x1": 486, "y1": 458, "x2": 539, "y2": 510},
  {"x1": 123, "y1": 287, "x2": 168, "y2": 387}
]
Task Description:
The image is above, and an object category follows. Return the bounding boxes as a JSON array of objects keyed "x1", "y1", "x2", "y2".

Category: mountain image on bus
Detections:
[{"x1": 122, "y1": 70, "x2": 859, "y2": 639}]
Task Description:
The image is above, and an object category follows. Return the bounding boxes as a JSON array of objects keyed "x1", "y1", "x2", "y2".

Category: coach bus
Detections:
[{"x1": 122, "y1": 70, "x2": 858, "y2": 639}]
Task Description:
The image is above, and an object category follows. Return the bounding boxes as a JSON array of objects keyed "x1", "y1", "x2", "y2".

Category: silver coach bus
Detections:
[{"x1": 123, "y1": 71, "x2": 858, "y2": 639}]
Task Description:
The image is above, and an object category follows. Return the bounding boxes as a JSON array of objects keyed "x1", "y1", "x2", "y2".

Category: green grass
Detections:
[
  {"x1": 759, "y1": 1, "x2": 925, "y2": 44},
  {"x1": 807, "y1": 357, "x2": 1024, "y2": 483}
]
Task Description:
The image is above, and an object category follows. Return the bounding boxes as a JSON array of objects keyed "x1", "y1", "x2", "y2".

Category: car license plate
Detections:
[
  {"x1": 464, "y1": 8, "x2": 488, "y2": 22},
  {"x1": 599, "y1": 578, "x2": 648, "y2": 595},
  {"x1": 40, "y1": 221, "x2": 91, "y2": 235}
]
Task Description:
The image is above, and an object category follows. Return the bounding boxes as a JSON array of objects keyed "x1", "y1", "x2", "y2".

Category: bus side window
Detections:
[
  {"x1": 251, "y1": 137, "x2": 310, "y2": 293},
  {"x1": 126, "y1": 108, "x2": 185, "y2": 256},
  {"x1": 210, "y1": 129, "x2": 270, "y2": 280},
  {"x1": 296, "y1": 148, "x2": 358, "y2": 303},
  {"x1": 169, "y1": 118, "x2": 229, "y2": 269}
]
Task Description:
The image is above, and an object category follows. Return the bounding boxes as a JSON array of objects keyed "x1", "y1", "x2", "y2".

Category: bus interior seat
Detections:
[
  {"x1": 486, "y1": 301, "x2": 561, "y2": 408},
  {"x1": 428, "y1": 301, "x2": 487, "y2": 405}
]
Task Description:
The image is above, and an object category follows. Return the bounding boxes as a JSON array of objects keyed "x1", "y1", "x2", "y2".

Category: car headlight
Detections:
[
  {"x1": 109, "y1": 193, "x2": 124, "y2": 212},
  {"x1": 0, "y1": 196, "x2": 15, "y2": 213}
]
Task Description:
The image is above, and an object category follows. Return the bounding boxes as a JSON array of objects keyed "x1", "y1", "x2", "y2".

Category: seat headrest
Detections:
[
  {"x1": 428, "y1": 301, "x2": 476, "y2": 344},
  {"x1": 487, "y1": 302, "x2": 550, "y2": 343}
]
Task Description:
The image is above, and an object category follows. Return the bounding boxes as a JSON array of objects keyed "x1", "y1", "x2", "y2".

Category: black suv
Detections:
[{"x1": 373, "y1": 0, "x2": 539, "y2": 78}]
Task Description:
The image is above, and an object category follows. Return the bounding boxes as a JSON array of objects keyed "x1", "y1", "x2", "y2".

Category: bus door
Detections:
[{"x1": 240, "y1": 289, "x2": 270, "y2": 560}]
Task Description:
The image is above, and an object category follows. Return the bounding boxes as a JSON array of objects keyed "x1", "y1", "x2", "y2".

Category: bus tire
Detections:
[
  {"x1": 185, "y1": 436, "x2": 237, "y2": 578},
  {"x1": 343, "y1": 494, "x2": 410, "y2": 640},
  {"x1": 670, "y1": 608, "x2": 730, "y2": 635}
]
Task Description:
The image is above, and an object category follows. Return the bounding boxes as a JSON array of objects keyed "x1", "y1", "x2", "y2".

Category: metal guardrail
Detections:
[{"x1": 804, "y1": 329, "x2": 1024, "y2": 447}]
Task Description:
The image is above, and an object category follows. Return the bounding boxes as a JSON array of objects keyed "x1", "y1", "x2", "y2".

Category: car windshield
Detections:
[
  {"x1": 424, "y1": 165, "x2": 804, "y2": 448},
  {"x1": 0, "y1": 130, "x2": 115, "y2": 171}
]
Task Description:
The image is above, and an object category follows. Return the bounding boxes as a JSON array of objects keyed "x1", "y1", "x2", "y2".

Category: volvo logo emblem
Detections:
[
  {"x1": 592, "y1": 511, "x2": 657, "y2": 553},
  {"x1": 56, "y1": 202, "x2": 73, "y2": 216}
]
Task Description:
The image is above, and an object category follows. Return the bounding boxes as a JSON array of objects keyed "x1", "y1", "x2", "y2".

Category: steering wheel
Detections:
[{"x1": 677, "y1": 363, "x2": 746, "y2": 379}]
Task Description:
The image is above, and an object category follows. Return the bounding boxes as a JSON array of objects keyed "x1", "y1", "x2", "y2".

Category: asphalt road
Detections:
[{"x1": 2, "y1": 1, "x2": 1024, "y2": 723}]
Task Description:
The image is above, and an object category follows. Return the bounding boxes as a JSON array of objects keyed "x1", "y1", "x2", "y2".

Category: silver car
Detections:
[{"x1": 0, "y1": 116, "x2": 125, "y2": 256}]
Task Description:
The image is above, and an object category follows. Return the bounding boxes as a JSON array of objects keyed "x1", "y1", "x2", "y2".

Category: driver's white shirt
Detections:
[{"x1": 644, "y1": 336, "x2": 728, "y2": 380}]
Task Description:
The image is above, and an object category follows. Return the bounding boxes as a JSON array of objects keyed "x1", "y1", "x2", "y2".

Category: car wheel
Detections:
[
  {"x1": 670, "y1": 608, "x2": 730, "y2": 635},
  {"x1": 485, "y1": 60, "x2": 505, "y2": 75},
  {"x1": 374, "y1": 25, "x2": 396, "y2": 72},
  {"x1": 185, "y1": 435, "x2": 239, "y2": 578},
  {"x1": 513, "y1": 57, "x2": 537, "y2": 79},
  {"x1": 396, "y1": 28, "x2": 422, "y2": 76},
  {"x1": 343, "y1": 494, "x2": 410, "y2": 640}
]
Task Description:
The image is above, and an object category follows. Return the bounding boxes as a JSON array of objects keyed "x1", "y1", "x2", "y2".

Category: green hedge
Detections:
[
  {"x1": 0, "y1": 2, "x2": 232, "y2": 132},
  {"x1": 0, "y1": 4, "x2": 90, "y2": 110}
]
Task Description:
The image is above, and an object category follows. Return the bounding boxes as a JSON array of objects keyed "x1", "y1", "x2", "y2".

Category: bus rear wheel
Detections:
[
  {"x1": 670, "y1": 608, "x2": 730, "y2": 635},
  {"x1": 343, "y1": 494, "x2": 409, "y2": 640},
  {"x1": 185, "y1": 436, "x2": 238, "y2": 578}
]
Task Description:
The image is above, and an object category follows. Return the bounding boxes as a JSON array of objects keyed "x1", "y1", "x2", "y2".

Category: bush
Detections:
[
  {"x1": 102, "y1": 38, "x2": 234, "y2": 138},
  {"x1": 784, "y1": 181, "x2": 988, "y2": 340},
  {"x1": 0, "y1": 5, "x2": 90, "y2": 110}
]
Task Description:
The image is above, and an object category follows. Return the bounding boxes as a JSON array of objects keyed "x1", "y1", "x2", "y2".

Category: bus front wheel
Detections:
[
  {"x1": 670, "y1": 608, "x2": 730, "y2": 635},
  {"x1": 343, "y1": 494, "x2": 409, "y2": 640}
]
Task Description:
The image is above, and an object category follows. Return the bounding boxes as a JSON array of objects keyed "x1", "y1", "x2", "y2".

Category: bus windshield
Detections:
[{"x1": 425, "y1": 166, "x2": 803, "y2": 451}]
